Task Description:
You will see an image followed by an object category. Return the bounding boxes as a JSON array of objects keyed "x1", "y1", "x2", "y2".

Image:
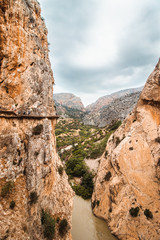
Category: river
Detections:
[{"x1": 72, "y1": 196, "x2": 117, "y2": 240}]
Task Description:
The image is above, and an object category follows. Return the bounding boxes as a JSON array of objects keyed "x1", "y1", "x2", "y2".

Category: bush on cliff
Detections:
[
  {"x1": 144, "y1": 209, "x2": 153, "y2": 219},
  {"x1": 29, "y1": 191, "x2": 38, "y2": 205},
  {"x1": 1, "y1": 181, "x2": 14, "y2": 198},
  {"x1": 59, "y1": 219, "x2": 68, "y2": 236},
  {"x1": 41, "y1": 210, "x2": 55, "y2": 240},
  {"x1": 129, "y1": 207, "x2": 139, "y2": 217}
]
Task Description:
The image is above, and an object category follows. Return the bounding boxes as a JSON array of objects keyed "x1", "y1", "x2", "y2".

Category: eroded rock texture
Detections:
[
  {"x1": 83, "y1": 92, "x2": 141, "y2": 127},
  {"x1": 0, "y1": 1, "x2": 73, "y2": 239},
  {"x1": 92, "y1": 61, "x2": 160, "y2": 240}
]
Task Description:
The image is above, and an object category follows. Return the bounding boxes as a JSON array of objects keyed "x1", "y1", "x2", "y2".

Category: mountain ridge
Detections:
[
  {"x1": 86, "y1": 86, "x2": 143, "y2": 112},
  {"x1": 54, "y1": 86, "x2": 143, "y2": 113},
  {"x1": 83, "y1": 91, "x2": 141, "y2": 127},
  {"x1": 54, "y1": 87, "x2": 143, "y2": 126},
  {"x1": 53, "y1": 93, "x2": 85, "y2": 112}
]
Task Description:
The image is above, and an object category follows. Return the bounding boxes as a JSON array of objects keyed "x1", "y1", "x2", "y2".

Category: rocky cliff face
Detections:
[
  {"x1": 92, "y1": 61, "x2": 160, "y2": 240},
  {"x1": 0, "y1": 1, "x2": 73, "y2": 240},
  {"x1": 83, "y1": 92, "x2": 141, "y2": 127}
]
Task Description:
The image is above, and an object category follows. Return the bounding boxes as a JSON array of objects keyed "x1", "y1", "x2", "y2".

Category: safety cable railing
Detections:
[{"x1": 0, "y1": 110, "x2": 59, "y2": 119}]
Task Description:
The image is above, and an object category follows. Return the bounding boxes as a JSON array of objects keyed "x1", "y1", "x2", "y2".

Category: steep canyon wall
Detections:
[
  {"x1": 92, "y1": 61, "x2": 160, "y2": 240},
  {"x1": 0, "y1": 1, "x2": 73, "y2": 239}
]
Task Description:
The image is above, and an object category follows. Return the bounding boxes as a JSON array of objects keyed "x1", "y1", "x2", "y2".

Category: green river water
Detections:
[{"x1": 72, "y1": 196, "x2": 117, "y2": 240}]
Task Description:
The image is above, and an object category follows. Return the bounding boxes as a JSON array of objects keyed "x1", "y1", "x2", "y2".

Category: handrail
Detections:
[
  {"x1": 0, "y1": 110, "x2": 59, "y2": 119},
  {"x1": 0, "y1": 110, "x2": 17, "y2": 115}
]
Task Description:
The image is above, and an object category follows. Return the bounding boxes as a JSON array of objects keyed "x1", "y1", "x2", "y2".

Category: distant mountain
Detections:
[
  {"x1": 54, "y1": 87, "x2": 143, "y2": 125},
  {"x1": 83, "y1": 91, "x2": 141, "y2": 127},
  {"x1": 86, "y1": 87, "x2": 143, "y2": 113},
  {"x1": 53, "y1": 93, "x2": 85, "y2": 112},
  {"x1": 54, "y1": 100, "x2": 86, "y2": 119},
  {"x1": 53, "y1": 93, "x2": 86, "y2": 119}
]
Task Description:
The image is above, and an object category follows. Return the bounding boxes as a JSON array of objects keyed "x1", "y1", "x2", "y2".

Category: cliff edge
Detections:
[
  {"x1": 0, "y1": 1, "x2": 73, "y2": 239},
  {"x1": 92, "y1": 60, "x2": 160, "y2": 240}
]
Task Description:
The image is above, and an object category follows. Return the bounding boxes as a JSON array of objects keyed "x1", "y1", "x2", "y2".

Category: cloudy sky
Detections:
[{"x1": 39, "y1": 0, "x2": 160, "y2": 106}]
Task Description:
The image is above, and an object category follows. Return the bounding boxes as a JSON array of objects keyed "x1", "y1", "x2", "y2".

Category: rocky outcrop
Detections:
[
  {"x1": 53, "y1": 93, "x2": 85, "y2": 112},
  {"x1": 0, "y1": 1, "x2": 73, "y2": 240},
  {"x1": 92, "y1": 61, "x2": 160, "y2": 240},
  {"x1": 86, "y1": 87, "x2": 143, "y2": 113},
  {"x1": 83, "y1": 92, "x2": 141, "y2": 127}
]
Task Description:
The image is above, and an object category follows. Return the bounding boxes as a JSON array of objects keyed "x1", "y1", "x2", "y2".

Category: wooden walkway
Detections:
[{"x1": 0, "y1": 110, "x2": 59, "y2": 119}]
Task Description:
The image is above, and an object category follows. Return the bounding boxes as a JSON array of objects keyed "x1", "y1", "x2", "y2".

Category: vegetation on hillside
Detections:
[
  {"x1": 55, "y1": 119, "x2": 121, "y2": 199},
  {"x1": 55, "y1": 102, "x2": 87, "y2": 120}
]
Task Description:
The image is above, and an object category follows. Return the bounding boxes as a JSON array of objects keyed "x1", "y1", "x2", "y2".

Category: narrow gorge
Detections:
[
  {"x1": 0, "y1": 1, "x2": 73, "y2": 239},
  {"x1": 0, "y1": 1, "x2": 160, "y2": 240}
]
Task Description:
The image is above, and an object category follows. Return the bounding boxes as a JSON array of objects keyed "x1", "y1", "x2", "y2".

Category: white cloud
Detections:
[{"x1": 39, "y1": 0, "x2": 160, "y2": 105}]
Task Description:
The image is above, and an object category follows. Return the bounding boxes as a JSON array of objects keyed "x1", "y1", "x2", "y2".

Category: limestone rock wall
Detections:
[
  {"x1": 0, "y1": 0, "x2": 54, "y2": 115},
  {"x1": 0, "y1": 1, "x2": 73, "y2": 240},
  {"x1": 92, "y1": 61, "x2": 160, "y2": 240}
]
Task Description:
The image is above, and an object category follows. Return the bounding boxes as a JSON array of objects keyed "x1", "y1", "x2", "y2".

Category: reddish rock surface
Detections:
[{"x1": 0, "y1": 1, "x2": 73, "y2": 239}]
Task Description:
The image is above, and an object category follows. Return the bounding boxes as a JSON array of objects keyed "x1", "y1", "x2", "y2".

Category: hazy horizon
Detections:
[
  {"x1": 39, "y1": 0, "x2": 160, "y2": 106},
  {"x1": 53, "y1": 85, "x2": 143, "y2": 108}
]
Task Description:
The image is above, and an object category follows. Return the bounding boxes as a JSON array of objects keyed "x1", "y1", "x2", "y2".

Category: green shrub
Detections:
[
  {"x1": 66, "y1": 158, "x2": 87, "y2": 177},
  {"x1": 58, "y1": 166, "x2": 63, "y2": 176},
  {"x1": 29, "y1": 191, "x2": 38, "y2": 205},
  {"x1": 55, "y1": 128, "x2": 64, "y2": 135},
  {"x1": 90, "y1": 148, "x2": 102, "y2": 159},
  {"x1": 82, "y1": 172, "x2": 94, "y2": 191},
  {"x1": 129, "y1": 207, "x2": 139, "y2": 217},
  {"x1": 10, "y1": 200, "x2": 15, "y2": 209},
  {"x1": 71, "y1": 170, "x2": 94, "y2": 199},
  {"x1": 115, "y1": 137, "x2": 121, "y2": 147},
  {"x1": 144, "y1": 209, "x2": 153, "y2": 219},
  {"x1": 32, "y1": 124, "x2": 43, "y2": 135},
  {"x1": 89, "y1": 133, "x2": 112, "y2": 159},
  {"x1": 109, "y1": 121, "x2": 122, "y2": 131},
  {"x1": 41, "y1": 210, "x2": 55, "y2": 240},
  {"x1": 73, "y1": 185, "x2": 92, "y2": 199},
  {"x1": 1, "y1": 181, "x2": 14, "y2": 198},
  {"x1": 59, "y1": 219, "x2": 68, "y2": 236}
]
